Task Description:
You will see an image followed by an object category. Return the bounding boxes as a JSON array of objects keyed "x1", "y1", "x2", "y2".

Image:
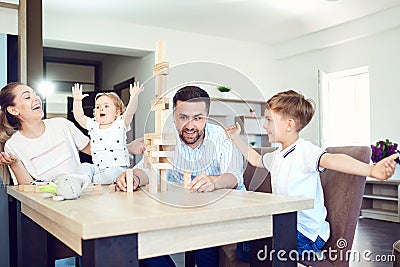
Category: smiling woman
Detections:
[{"x1": 0, "y1": 82, "x2": 92, "y2": 185}]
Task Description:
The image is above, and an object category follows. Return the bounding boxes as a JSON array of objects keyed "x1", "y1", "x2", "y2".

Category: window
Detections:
[{"x1": 318, "y1": 67, "x2": 370, "y2": 148}]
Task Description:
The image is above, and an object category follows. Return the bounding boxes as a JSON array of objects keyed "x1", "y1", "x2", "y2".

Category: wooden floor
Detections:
[
  {"x1": 350, "y1": 217, "x2": 399, "y2": 266},
  {"x1": 56, "y1": 217, "x2": 400, "y2": 267}
]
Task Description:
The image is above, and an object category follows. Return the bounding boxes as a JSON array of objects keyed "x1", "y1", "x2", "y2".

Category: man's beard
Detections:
[{"x1": 179, "y1": 128, "x2": 205, "y2": 145}]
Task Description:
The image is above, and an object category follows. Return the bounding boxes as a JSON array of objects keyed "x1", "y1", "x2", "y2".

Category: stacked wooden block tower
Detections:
[{"x1": 127, "y1": 40, "x2": 176, "y2": 193}]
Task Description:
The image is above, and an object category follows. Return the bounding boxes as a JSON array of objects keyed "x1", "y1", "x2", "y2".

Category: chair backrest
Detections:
[
  {"x1": 243, "y1": 147, "x2": 276, "y2": 193},
  {"x1": 245, "y1": 146, "x2": 371, "y2": 266},
  {"x1": 320, "y1": 146, "x2": 370, "y2": 265}
]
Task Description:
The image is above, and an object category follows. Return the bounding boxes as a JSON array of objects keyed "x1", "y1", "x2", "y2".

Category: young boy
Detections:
[
  {"x1": 72, "y1": 82, "x2": 144, "y2": 184},
  {"x1": 226, "y1": 90, "x2": 398, "y2": 258}
]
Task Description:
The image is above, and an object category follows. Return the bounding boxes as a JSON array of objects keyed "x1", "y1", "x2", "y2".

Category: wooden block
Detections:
[
  {"x1": 145, "y1": 156, "x2": 173, "y2": 165},
  {"x1": 18, "y1": 184, "x2": 35, "y2": 192},
  {"x1": 109, "y1": 184, "x2": 117, "y2": 193},
  {"x1": 155, "y1": 40, "x2": 167, "y2": 63},
  {"x1": 155, "y1": 110, "x2": 166, "y2": 133},
  {"x1": 152, "y1": 138, "x2": 175, "y2": 146},
  {"x1": 183, "y1": 170, "x2": 191, "y2": 188},
  {"x1": 153, "y1": 62, "x2": 169, "y2": 71},
  {"x1": 152, "y1": 97, "x2": 169, "y2": 106},
  {"x1": 149, "y1": 169, "x2": 158, "y2": 194},
  {"x1": 126, "y1": 169, "x2": 134, "y2": 193},
  {"x1": 155, "y1": 75, "x2": 167, "y2": 97},
  {"x1": 161, "y1": 145, "x2": 175, "y2": 151},
  {"x1": 149, "y1": 151, "x2": 174, "y2": 158},
  {"x1": 160, "y1": 169, "x2": 168, "y2": 192},
  {"x1": 153, "y1": 68, "x2": 169, "y2": 77},
  {"x1": 34, "y1": 186, "x2": 42, "y2": 193},
  {"x1": 159, "y1": 157, "x2": 172, "y2": 163},
  {"x1": 144, "y1": 133, "x2": 175, "y2": 140},
  {"x1": 146, "y1": 144, "x2": 175, "y2": 152},
  {"x1": 153, "y1": 62, "x2": 169, "y2": 76},
  {"x1": 146, "y1": 145, "x2": 160, "y2": 152},
  {"x1": 151, "y1": 102, "x2": 169, "y2": 111},
  {"x1": 144, "y1": 162, "x2": 173, "y2": 170}
]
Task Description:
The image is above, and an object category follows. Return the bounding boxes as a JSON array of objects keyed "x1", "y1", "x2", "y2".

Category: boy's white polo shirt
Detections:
[{"x1": 262, "y1": 138, "x2": 330, "y2": 242}]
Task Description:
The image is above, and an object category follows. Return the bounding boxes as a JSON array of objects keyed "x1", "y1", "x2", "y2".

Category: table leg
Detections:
[
  {"x1": 8, "y1": 196, "x2": 18, "y2": 267},
  {"x1": 13, "y1": 200, "x2": 49, "y2": 267},
  {"x1": 81, "y1": 233, "x2": 140, "y2": 267},
  {"x1": 184, "y1": 251, "x2": 196, "y2": 267},
  {"x1": 250, "y1": 212, "x2": 297, "y2": 267}
]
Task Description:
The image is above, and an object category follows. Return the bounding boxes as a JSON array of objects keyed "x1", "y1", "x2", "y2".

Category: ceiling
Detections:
[{"x1": 42, "y1": 0, "x2": 400, "y2": 46}]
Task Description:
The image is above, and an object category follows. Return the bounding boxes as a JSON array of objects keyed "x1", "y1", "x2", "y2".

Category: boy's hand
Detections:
[
  {"x1": 225, "y1": 122, "x2": 242, "y2": 140},
  {"x1": 72, "y1": 83, "x2": 88, "y2": 101},
  {"x1": 370, "y1": 153, "x2": 398, "y2": 180},
  {"x1": 0, "y1": 151, "x2": 19, "y2": 166},
  {"x1": 130, "y1": 82, "x2": 144, "y2": 98}
]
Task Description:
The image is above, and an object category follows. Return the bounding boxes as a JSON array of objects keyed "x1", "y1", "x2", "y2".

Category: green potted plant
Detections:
[{"x1": 217, "y1": 86, "x2": 231, "y2": 97}]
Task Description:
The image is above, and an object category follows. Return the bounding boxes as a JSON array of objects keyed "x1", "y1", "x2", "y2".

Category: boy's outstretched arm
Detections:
[
  {"x1": 123, "y1": 82, "x2": 144, "y2": 128},
  {"x1": 72, "y1": 83, "x2": 89, "y2": 129},
  {"x1": 226, "y1": 122, "x2": 264, "y2": 168},
  {"x1": 320, "y1": 153, "x2": 398, "y2": 180}
]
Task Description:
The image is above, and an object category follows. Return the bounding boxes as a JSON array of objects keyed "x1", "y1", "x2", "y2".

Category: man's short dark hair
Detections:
[{"x1": 173, "y1": 86, "x2": 210, "y2": 114}]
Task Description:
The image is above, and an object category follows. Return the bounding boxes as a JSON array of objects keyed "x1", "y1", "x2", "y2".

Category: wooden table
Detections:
[{"x1": 8, "y1": 184, "x2": 313, "y2": 267}]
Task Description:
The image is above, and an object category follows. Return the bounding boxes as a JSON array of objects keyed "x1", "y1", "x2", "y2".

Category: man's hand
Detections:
[
  {"x1": 127, "y1": 137, "x2": 146, "y2": 155},
  {"x1": 115, "y1": 171, "x2": 140, "y2": 192},
  {"x1": 189, "y1": 173, "x2": 215, "y2": 192},
  {"x1": 370, "y1": 153, "x2": 399, "y2": 180}
]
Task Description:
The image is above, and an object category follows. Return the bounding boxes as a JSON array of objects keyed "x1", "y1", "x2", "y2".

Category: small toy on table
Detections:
[{"x1": 39, "y1": 176, "x2": 88, "y2": 201}]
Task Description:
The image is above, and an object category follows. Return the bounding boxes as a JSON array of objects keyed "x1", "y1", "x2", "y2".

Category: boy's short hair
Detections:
[
  {"x1": 95, "y1": 92, "x2": 125, "y2": 114},
  {"x1": 266, "y1": 90, "x2": 315, "y2": 132},
  {"x1": 173, "y1": 86, "x2": 210, "y2": 114}
]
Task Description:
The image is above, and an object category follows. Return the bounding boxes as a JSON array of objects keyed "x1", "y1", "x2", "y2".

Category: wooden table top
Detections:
[{"x1": 8, "y1": 184, "x2": 313, "y2": 257}]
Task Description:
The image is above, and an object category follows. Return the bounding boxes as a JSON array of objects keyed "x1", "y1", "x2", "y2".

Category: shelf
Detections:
[
  {"x1": 208, "y1": 114, "x2": 229, "y2": 117},
  {"x1": 211, "y1": 97, "x2": 266, "y2": 105},
  {"x1": 209, "y1": 98, "x2": 270, "y2": 147},
  {"x1": 363, "y1": 194, "x2": 398, "y2": 201},
  {"x1": 361, "y1": 208, "x2": 398, "y2": 216},
  {"x1": 365, "y1": 178, "x2": 400, "y2": 185},
  {"x1": 361, "y1": 208, "x2": 399, "y2": 222},
  {"x1": 244, "y1": 133, "x2": 268, "y2": 136},
  {"x1": 361, "y1": 180, "x2": 400, "y2": 222},
  {"x1": 241, "y1": 116, "x2": 264, "y2": 119}
]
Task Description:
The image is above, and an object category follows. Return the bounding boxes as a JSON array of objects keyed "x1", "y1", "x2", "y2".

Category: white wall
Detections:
[
  {"x1": 0, "y1": 34, "x2": 6, "y2": 88},
  {"x1": 43, "y1": 12, "x2": 282, "y2": 100},
  {"x1": 0, "y1": 8, "x2": 17, "y2": 35},
  {"x1": 43, "y1": 12, "x2": 283, "y2": 143},
  {"x1": 278, "y1": 26, "x2": 400, "y2": 146},
  {"x1": 102, "y1": 53, "x2": 155, "y2": 138}
]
